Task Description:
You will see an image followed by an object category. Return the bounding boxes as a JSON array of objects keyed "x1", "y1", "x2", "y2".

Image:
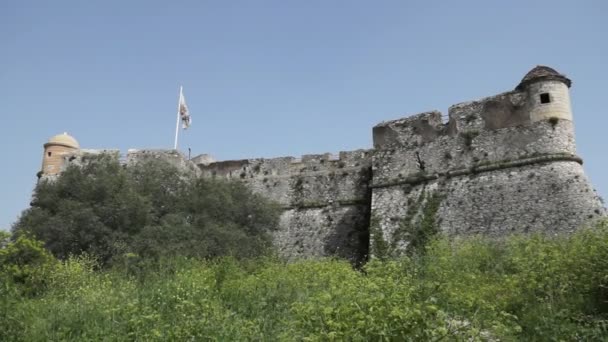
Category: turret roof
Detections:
[
  {"x1": 516, "y1": 65, "x2": 572, "y2": 90},
  {"x1": 45, "y1": 132, "x2": 80, "y2": 149}
]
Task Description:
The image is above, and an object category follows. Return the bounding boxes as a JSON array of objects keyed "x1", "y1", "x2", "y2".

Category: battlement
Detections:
[
  {"x1": 372, "y1": 89, "x2": 537, "y2": 151},
  {"x1": 39, "y1": 65, "x2": 605, "y2": 262},
  {"x1": 197, "y1": 149, "x2": 372, "y2": 180},
  {"x1": 373, "y1": 111, "x2": 449, "y2": 149},
  {"x1": 197, "y1": 149, "x2": 372, "y2": 208},
  {"x1": 449, "y1": 90, "x2": 528, "y2": 131}
]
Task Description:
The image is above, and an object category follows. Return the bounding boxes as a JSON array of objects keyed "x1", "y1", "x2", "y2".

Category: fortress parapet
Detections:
[{"x1": 39, "y1": 65, "x2": 605, "y2": 262}]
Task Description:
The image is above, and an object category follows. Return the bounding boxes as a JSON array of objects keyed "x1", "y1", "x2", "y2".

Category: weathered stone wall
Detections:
[
  {"x1": 42, "y1": 66, "x2": 606, "y2": 262},
  {"x1": 370, "y1": 161, "x2": 605, "y2": 257},
  {"x1": 369, "y1": 87, "x2": 604, "y2": 257},
  {"x1": 371, "y1": 93, "x2": 576, "y2": 187},
  {"x1": 126, "y1": 149, "x2": 201, "y2": 176},
  {"x1": 198, "y1": 150, "x2": 373, "y2": 263},
  {"x1": 192, "y1": 76, "x2": 603, "y2": 260}
]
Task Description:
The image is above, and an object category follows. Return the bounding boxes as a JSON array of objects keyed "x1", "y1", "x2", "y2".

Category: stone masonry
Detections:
[
  {"x1": 198, "y1": 150, "x2": 373, "y2": 264},
  {"x1": 43, "y1": 66, "x2": 606, "y2": 262}
]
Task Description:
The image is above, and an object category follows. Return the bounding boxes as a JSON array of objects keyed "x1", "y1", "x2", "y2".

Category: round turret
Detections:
[
  {"x1": 517, "y1": 65, "x2": 573, "y2": 123},
  {"x1": 41, "y1": 132, "x2": 80, "y2": 176}
]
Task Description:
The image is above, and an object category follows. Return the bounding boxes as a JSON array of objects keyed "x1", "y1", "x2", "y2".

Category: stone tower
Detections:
[
  {"x1": 516, "y1": 65, "x2": 573, "y2": 123},
  {"x1": 41, "y1": 133, "x2": 80, "y2": 176}
]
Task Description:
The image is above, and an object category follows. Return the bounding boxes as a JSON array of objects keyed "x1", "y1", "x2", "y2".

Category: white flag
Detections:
[{"x1": 179, "y1": 89, "x2": 191, "y2": 129}]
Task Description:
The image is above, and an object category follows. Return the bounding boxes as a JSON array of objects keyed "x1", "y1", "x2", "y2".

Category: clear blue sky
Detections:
[{"x1": 1, "y1": 0, "x2": 607, "y2": 230}]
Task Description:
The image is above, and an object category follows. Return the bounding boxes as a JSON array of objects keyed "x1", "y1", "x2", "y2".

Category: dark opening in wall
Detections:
[
  {"x1": 47, "y1": 152, "x2": 52, "y2": 157},
  {"x1": 540, "y1": 93, "x2": 551, "y2": 104}
]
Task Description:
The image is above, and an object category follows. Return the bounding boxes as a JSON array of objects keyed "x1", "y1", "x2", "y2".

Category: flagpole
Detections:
[{"x1": 173, "y1": 86, "x2": 182, "y2": 150}]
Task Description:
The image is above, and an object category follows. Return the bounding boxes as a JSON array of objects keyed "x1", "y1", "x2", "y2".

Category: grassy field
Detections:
[{"x1": 2, "y1": 224, "x2": 608, "y2": 341}]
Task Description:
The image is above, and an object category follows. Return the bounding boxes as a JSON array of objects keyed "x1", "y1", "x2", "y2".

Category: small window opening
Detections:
[
  {"x1": 47, "y1": 152, "x2": 52, "y2": 157},
  {"x1": 540, "y1": 93, "x2": 551, "y2": 104}
]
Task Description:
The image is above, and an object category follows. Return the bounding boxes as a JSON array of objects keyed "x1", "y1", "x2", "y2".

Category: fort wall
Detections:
[
  {"x1": 366, "y1": 76, "x2": 604, "y2": 256},
  {"x1": 198, "y1": 150, "x2": 373, "y2": 263},
  {"x1": 41, "y1": 66, "x2": 607, "y2": 262},
  {"x1": 126, "y1": 149, "x2": 201, "y2": 176}
]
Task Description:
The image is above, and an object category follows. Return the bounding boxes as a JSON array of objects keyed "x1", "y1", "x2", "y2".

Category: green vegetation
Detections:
[
  {"x1": 403, "y1": 191, "x2": 443, "y2": 255},
  {"x1": 2, "y1": 225, "x2": 608, "y2": 340},
  {"x1": 12, "y1": 155, "x2": 281, "y2": 265},
  {"x1": 5, "y1": 152, "x2": 608, "y2": 340},
  {"x1": 0, "y1": 233, "x2": 56, "y2": 296},
  {"x1": 375, "y1": 189, "x2": 444, "y2": 259},
  {"x1": 369, "y1": 214, "x2": 389, "y2": 260}
]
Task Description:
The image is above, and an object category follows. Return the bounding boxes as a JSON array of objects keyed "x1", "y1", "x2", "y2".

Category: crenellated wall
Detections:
[
  {"x1": 370, "y1": 95, "x2": 577, "y2": 189},
  {"x1": 43, "y1": 66, "x2": 607, "y2": 262},
  {"x1": 193, "y1": 67, "x2": 604, "y2": 260},
  {"x1": 368, "y1": 83, "x2": 603, "y2": 257}
]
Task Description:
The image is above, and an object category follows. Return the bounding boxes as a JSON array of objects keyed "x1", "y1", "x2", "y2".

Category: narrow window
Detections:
[
  {"x1": 47, "y1": 152, "x2": 52, "y2": 157},
  {"x1": 540, "y1": 93, "x2": 551, "y2": 104}
]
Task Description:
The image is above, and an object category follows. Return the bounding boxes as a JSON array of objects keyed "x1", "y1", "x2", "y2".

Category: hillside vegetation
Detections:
[
  {"x1": 2, "y1": 228, "x2": 608, "y2": 340},
  {"x1": 3, "y1": 156, "x2": 608, "y2": 340}
]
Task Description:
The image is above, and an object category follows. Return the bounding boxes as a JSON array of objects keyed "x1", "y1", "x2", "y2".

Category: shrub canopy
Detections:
[{"x1": 13, "y1": 155, "x2": 281, "y2": 264}]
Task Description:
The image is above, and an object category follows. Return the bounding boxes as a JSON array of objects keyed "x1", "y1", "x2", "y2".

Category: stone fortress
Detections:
[{"x1": 41, "y1": 66, "x2": 606, "y2": 263}]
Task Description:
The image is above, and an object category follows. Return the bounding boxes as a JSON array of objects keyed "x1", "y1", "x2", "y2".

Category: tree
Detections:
[{"x1": 13, "y1": 154, "x2": 280, "y2": 265}]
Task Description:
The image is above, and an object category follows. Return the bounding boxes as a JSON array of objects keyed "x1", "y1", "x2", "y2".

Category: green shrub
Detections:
[
  {"x1": 419, "y1": 223, "x2": 608, "y2": 340},
  {"x1": 0, "y1": 233, "x2": 57, "y2": 296},
  {"x1": 13, "y1": 155, "x2": 281, "y2": 265}
]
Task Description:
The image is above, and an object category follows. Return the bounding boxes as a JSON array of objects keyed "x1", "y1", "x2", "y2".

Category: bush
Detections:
[
  {"x1": 0, "y1": 233, "x2": 57, "y2": 296},
  {"x1": 418, "y1": 222, "x2": 608, "y2": 340}
]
